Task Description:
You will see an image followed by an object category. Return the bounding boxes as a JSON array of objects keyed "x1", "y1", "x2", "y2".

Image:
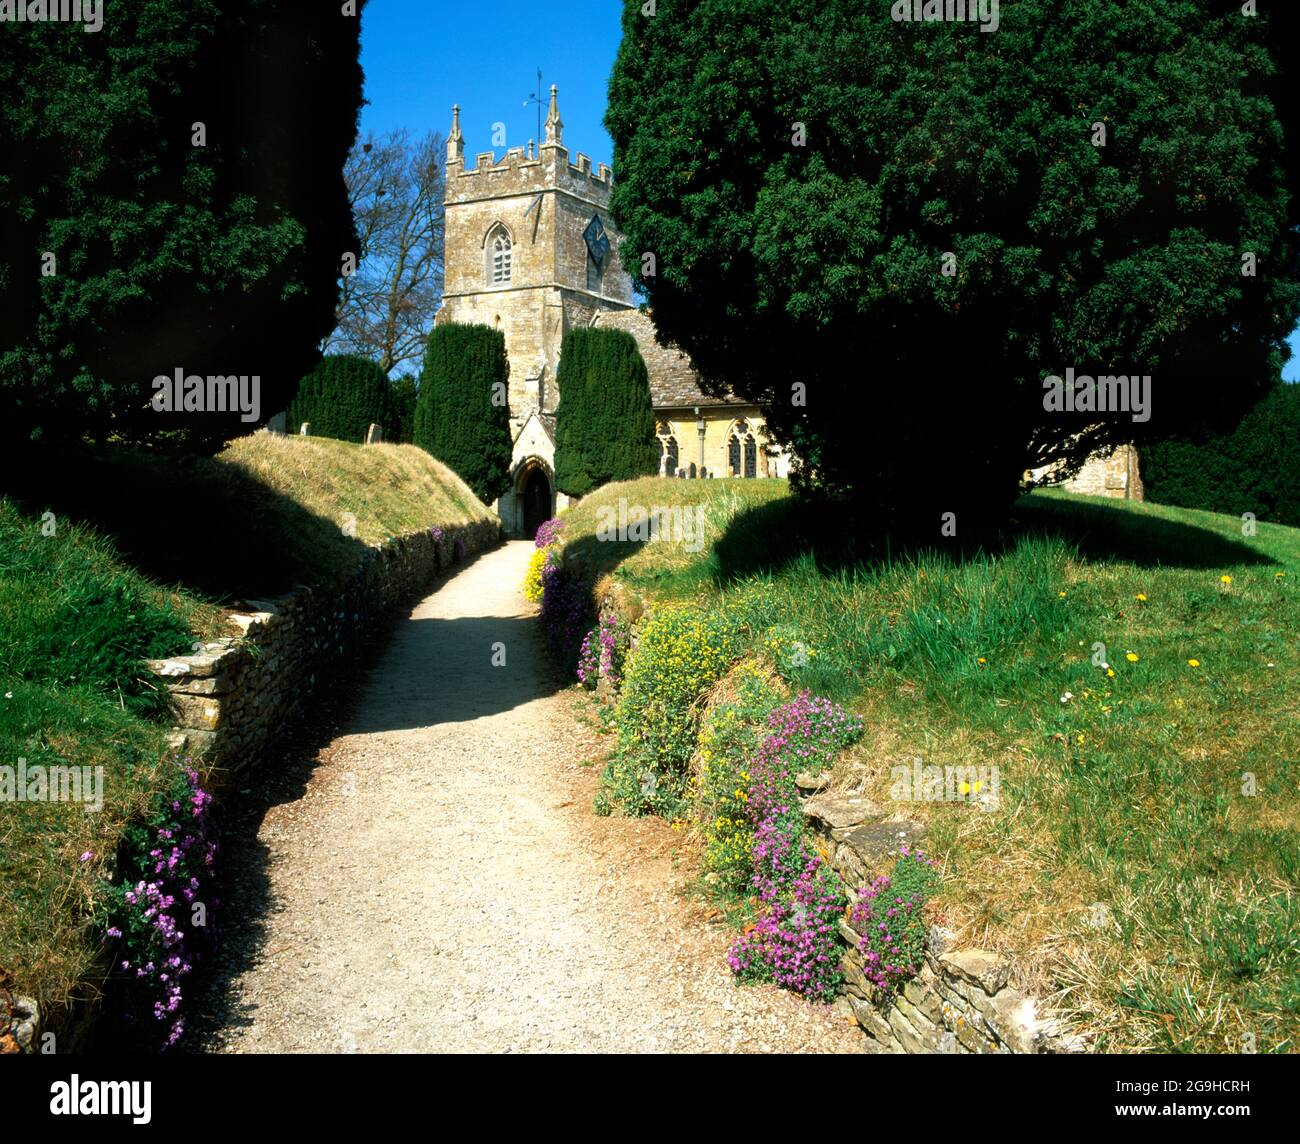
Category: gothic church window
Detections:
[
  {"x1": 657, "y1": 422, "x2": 678, "y2": 477},
  {"x1": 728, "y1": 420, "x2": 757, "y2": 478},
  {"x1": 486, "y1": 224, "x2": 512, "y2": 285}
]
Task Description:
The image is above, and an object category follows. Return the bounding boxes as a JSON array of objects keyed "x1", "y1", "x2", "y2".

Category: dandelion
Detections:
[
  {"x1": 977, "y1": 657, "x2": 987, "y2": 665},
  {"x1": 1188, "y1": 659, "x2": 1201, "y2": 668},
  {"x1": 1220, "y1": 575, "x2": 1232, "y2": 585},
  {"x1": 1135, "y1": 593, "x2": 1148, "y2": 602},
  {"x1": 1275, "y1": 572, "x2": 1286, "y2": 579},
  {"x1": 1106, "y1": 667, "x2": 1116, "y2": 678},
  {"x1": 1125, "y1": 652, "x2": 1139, "y2": 663},
  {"x1": 1058, "y1": 591, "x2": 1067, "y2": 598}
]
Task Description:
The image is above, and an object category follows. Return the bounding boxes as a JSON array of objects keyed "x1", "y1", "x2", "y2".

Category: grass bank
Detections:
[
  {"x1": 556, "y1": 478, "x2": 1300, "y2": 1053},
  {"x1": 1, "y1": 434, "x2": 496, "y2": 1035}
]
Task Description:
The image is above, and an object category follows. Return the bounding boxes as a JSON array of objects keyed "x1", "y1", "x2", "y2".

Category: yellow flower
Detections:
[
  {"x1": 1058, "y1": 591, "x2": 1067, "y2": 598},
  {"x1": 977, "y1": 657, "x2": 987, "y2": 665},
  {"x1": 1075, "y1": 733, "x2": 1085, "y2": 744},
  {"x1": 1125, "y1": 652, "x2": 1139, "y2": 663},
  {"x1": 1106, "y1": 667, "x2": 1116, "y2": 678},
  {"x1": 1187, "y1": 659, "x2": 1201, "y2": 668},
  {"x1": 1135, "y1": 593, "x2": 1148, "y2": 602},
  {"x1": 1220, "y1": 575, "x2": 1232, "y2": 584},
  {"x1": 1275, "y1": 572, "x2": 1286, "y2": 579}
]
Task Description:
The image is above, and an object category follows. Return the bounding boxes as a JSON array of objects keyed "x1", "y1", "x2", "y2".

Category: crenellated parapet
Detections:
[
  {"x1": 445, "y1": 85, "x2": 616, "y2": 207},
  {"x1": 446, "y1": 146, "x2": 615, "y2": 206}
]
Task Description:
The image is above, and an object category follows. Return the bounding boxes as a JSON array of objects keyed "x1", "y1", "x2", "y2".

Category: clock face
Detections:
[{"x1": 584, "y1": 214, "x2": 610, "y2": 268}]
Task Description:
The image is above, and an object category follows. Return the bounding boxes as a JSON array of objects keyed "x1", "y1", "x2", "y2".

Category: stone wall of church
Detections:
[
  {"x1": 442, "y1": 157, "x2": 552, "y2": 296},
  {"x1": 552, "y1": 176, "x2": 633, "y2": 306},
  {"x1": 439, "y1": 147, "x2": 556, "y2": 420},
  {"x1": 656, "y1": 408, "x2": 786, "y2": 478},
  {"x1": 439, "y1": 136, "x2": 634, "y2": 428},
  {"x1": 1031, "y1": 445, "x2": 1144, "y2": 501}
]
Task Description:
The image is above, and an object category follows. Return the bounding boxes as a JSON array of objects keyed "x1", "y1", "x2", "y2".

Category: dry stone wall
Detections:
[
  {"x1": 148, "y1": 519, "x2": 500, "y2": 778},
  {"x1": 10, "y1": 520, "x2": 500, "y2": 1055},
  {"x1": 587, "y1": 583, "x2": 1083, "y2": 1056},
  {"x1": 802, "y1": 790, "x2": 1084, "y2": 1054}
]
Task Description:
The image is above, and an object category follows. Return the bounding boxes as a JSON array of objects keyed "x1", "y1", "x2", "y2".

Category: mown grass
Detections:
[
  {"x1": 560, "y1": 475, "x2": 792, "y2": 601},
  {"x1": 1, "y1": 434, "x2": 495, "y2": 1024},
  {"x1": 561, "y1": 478, "x2": 1300, "y2": 1053},
  {"x1": 218, "y1": 434, "x2": 491, "y2": 557}
]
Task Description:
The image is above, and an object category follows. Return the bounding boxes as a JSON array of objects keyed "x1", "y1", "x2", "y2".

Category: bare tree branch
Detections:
[{"x1": 325, "y1": 129, "x2": 445, "y2": 376}]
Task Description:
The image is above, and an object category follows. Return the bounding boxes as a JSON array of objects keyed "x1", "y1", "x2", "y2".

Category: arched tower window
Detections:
[
  {"x1": 728, "y1": 420, "x2": 757, "y2": 478},
  {"x1": 486, "y1": 224, "x2": 512, "y2": 285},
  {"x1": 657, "y1": 422, "x2": 679, "y2": 478}
]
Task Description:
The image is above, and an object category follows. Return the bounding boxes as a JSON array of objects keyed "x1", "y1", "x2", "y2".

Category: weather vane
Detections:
[{"x1": 523, "y1": 68, "x2": 543, "y2": 154}]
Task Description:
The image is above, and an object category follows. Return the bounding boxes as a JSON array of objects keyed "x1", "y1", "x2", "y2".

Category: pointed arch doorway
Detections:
[{"x1": 520, "y1": 463, "x2": 553, "y2": 540}]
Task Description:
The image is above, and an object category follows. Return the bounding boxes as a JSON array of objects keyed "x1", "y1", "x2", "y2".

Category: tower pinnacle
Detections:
[
  {"x1": 448, "y1": 104, "x2": 464, "y2": 164},
  {"x1": 544, "y1": 84, "x2": 563, "y2": 146}
]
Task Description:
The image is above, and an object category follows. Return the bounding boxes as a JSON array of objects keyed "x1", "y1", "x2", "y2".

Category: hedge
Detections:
[{"x1": 1141, "y1": 382, "x2": 1300, "y2": 526}]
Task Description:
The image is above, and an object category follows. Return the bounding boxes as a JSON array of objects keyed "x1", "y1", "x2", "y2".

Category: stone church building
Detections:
[
  {"x1": 434, "y1": 87, "x2": 786, "y2": 538},
  {"x1": 434, "y1": 85, "x2": 1137, "y2": 537}
]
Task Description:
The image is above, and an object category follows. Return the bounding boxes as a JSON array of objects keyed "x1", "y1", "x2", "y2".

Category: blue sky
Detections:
[
  {"x1": 359, "y1": 0, "x2": 622, "y2": 167},
  {"x1": 358, "y1": 1, "x2": 1299, "y2": 378}
]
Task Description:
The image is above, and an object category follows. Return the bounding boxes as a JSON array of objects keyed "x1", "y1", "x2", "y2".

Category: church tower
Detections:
[{"x1": 436, "y1": 87, "x2": 634, "y2": 536}]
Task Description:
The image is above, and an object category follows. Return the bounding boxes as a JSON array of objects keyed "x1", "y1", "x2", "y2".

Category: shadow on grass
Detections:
[
  {"x1": 709, "y1": 491, "x2": 1276, "y2": 584},
  {"x1": 1011, "y1": 495, "x2": 1276, "y2": 569},
  {"x1": 1, "y1": 444, "x2": 369, "y2": 601},
  {"x1": 562, "y1": 532, "x2": 649, "y2": 583}
]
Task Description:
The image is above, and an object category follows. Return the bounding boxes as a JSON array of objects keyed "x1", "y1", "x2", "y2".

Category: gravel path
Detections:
[{"x1": 194, "y1": 541, "x2": 865, "y2": 1054}]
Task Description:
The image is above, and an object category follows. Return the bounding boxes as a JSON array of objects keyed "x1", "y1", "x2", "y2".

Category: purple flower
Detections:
[{"x1": 106, "y1": 762, "x2": 217, "y2": 1050}]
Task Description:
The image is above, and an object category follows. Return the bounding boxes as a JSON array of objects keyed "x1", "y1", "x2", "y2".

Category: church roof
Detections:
[
  {"x1": 512, "y1": 408, "x2": 555, "y2": 448},
  {"x1": 590, "y1": 309, "x2": 746, "y2": 411}
]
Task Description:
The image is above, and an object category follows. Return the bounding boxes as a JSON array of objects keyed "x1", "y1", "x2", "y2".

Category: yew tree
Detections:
[
  {"x1": 607, "y1": 0, "x2": 1300, "y2": 526},
  {"x1": 413, "y1": 323, "x2": 513, "y2": 504},
  {"x1": 287, "y1": 354, "x2": 392, "y2": 443},
  {"x1": 0, "y1": 0, "x2": 365, "y2": 455},
  {"x1": 554, "y1": 327, "x2": 658, "y2": 497}
]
